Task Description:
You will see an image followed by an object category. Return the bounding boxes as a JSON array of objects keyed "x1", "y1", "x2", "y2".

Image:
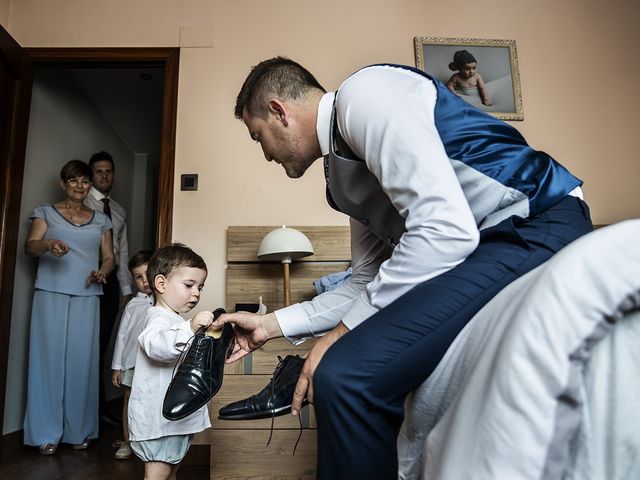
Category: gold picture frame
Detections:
[{"x1": 414, "y1": 37, "x2": 524, "y2": 121}]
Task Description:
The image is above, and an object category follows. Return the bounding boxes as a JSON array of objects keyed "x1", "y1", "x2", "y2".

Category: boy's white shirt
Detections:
[
  {"x1": 111, "y1": 292, "x2": 153, "y2": 371},
  {"x1": 128, "y1": 305, "x2": 211, "y2": 442}
]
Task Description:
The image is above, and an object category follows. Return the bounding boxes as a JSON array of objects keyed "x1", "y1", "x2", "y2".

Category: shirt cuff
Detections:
[
  {"x1": 274, "y1": 303, "x2": 313, "y2": 345},
  {"x1": 342, "y1": 292, "x2": 379, "y2": 330},
  {"x1": 120, "y1": 284, "x2": 133, "y2": 296}
]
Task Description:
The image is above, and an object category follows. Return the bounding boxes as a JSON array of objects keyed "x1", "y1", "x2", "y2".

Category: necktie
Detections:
[{"x1": 101, "y1": 198, "x2": 112, "y2": 220}]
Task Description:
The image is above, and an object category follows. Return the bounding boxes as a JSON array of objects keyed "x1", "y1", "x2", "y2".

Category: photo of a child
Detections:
[
  {"x1": 446, "y1": 50, "x2": 492, "y2": 106},
  {"x1": 414, "y1": 37, "x2": 523, "y2": 120}
]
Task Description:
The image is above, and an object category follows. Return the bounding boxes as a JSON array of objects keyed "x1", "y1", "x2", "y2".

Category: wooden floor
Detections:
[{"x1": 0, "y1": 399, "x2": 209, "y2": 480}]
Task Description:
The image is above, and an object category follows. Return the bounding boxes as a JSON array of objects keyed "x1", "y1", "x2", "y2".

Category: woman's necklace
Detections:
[{"x1": 64, "y1": 201, "x2": 83, "y2": 222}]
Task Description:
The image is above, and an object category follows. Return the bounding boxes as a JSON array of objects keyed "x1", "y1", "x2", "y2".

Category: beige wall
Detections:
[
  {"x1": 0, "y1": 0, "x2": 9, "y2": 27},
  {"x1": 4, "y1": 0, "x2": 640, "y2": 314}
]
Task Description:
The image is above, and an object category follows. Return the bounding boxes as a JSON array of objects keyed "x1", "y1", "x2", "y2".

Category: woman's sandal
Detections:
[{"x1": 38, "y1": 443, "x2": 58, "y2": 455}]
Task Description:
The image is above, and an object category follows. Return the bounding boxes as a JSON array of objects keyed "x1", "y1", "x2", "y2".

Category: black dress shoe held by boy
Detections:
[
  {"x1": 163, "y1": 308, "x2": 233, "y2": 421},
  {"x1": 218, "y1": 354, "x2": 308, "y2": 420}
]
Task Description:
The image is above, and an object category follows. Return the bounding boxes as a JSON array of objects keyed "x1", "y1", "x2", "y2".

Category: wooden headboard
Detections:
[
  {"x1": 226, "y1": 225, "x2": 351, "y2": 317},
  {"x1": 209, "y1": 225, "x2": 350, "y2": 479}
]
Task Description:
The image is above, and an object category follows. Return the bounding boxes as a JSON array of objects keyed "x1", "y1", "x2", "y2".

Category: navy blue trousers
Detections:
[{"x1": 313, "y1": 196, "x2": 592, "y2": 480}]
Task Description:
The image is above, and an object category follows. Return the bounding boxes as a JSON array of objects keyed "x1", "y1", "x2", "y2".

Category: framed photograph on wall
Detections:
[{"x1": 414, "y1": 37, "x2": 524, "y2": 121}]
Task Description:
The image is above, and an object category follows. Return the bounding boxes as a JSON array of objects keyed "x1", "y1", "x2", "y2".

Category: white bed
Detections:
[{"x1": 397, "y1": 220, "x2": 640, "y2": 479}]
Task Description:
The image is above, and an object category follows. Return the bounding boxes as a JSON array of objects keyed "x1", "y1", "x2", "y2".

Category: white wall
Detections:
[
  {"x1": 129, "y1": 152, "x2": 150, "y2": 256},
  {"x1": 3, "y1": 69, "x2": 134, "y2": 433}
]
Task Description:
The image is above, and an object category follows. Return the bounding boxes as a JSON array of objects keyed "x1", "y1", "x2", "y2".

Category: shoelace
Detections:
[
  {"x1": 171, "y1": 334, "x2": 195, "y2": 380},
  {"x1": 112, "y1": 440, "x2": 129, "y2": 448},
  {"x1": 171, "y1": 309, "x2": 229, "y2": 379},
  {"x1": 170, "y1": 327, "x2": 232, "y2": 380},
  {"x1": 174, "y1": 333, "x2": 304, "y2": 453},
  {"x1": 264, "y1": 355, "x2": 304, "y2": 455}
]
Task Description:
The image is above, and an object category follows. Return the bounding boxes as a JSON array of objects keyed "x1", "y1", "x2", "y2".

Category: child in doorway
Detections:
[
  {"x1": 127, "y1": 243, "x2": 215, "y2": 480},
  {"x1": 446, "y1": 49, "x2": 492, "y2": 106},
  {"x1": 111, "y1": 249, "x2": 154, "y2": 460}
]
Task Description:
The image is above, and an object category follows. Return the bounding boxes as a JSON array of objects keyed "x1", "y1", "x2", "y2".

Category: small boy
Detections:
[
  {"x1": 446, "y1": 49, "x2": 492, "y2": 107},
  {"x1": 111, "y1": 250, "x2": 154, "y2": 460},
  {"x1": 127, "y1": 243, "x2": 214, "y2": 480}
]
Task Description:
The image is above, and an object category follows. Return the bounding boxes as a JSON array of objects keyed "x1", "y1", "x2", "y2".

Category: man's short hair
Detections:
[
  {"x1": 146, "y1": 243, "x2": 207, "y2": 297},
  {"x1": 89, "y1": 151, "x2": 115, "y2": 171},
  {"x1": 234, "y1": 56, "x2": 326, "y2": 119}
]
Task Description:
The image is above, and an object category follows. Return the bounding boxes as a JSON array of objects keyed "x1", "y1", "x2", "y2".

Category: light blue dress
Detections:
[{"x1": 23, "y1": 204, "x2": 112, "y2": 447}]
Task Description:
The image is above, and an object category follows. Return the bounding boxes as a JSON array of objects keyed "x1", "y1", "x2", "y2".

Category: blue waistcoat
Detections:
[{"x1": 325, "y1": 65, "x2": 582, "y2": 248}]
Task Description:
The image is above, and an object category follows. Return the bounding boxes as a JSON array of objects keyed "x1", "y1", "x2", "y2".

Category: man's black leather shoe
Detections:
[
  {"x1": 218, "y1": 354, "x2": 307, "y2": 420},
  {"x1": 163, "y1": 308, "x2": 233, "y2": 421}
]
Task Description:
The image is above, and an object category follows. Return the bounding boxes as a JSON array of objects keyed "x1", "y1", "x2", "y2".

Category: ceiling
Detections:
[{"x1": 66, "y1": 66, "x2": 164, "y2": 161}]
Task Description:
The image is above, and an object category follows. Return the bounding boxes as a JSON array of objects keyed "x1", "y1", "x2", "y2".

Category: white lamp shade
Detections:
[{"x1": 257, "y1": 226, "x2": 314, "y2": 263}]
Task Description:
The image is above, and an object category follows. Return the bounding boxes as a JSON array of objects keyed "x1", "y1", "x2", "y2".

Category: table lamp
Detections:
[{"x1": 257, "y1": 226, "x2": 314, "y2": 306}]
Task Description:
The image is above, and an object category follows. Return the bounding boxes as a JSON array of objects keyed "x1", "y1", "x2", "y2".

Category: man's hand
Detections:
[
  {"x1": 211, "y1": 311, "x2": 283, "y2": 363},
  {"x1": 291, "y1": 322, "x2": 349, "y2": 416}
]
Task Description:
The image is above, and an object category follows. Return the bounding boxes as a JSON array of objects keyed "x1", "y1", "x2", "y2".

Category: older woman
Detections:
[{"x1": 23, "y1": 160, "x2": 115, "y2": 455}]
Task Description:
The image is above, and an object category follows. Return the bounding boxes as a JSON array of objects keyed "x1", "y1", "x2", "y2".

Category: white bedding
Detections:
[
  {"x1": 566, "y1": 307, "x2": 640, "y2": 480},
  {"x1": 398, "y1": 220, "x2": 640, "y2": 480}
]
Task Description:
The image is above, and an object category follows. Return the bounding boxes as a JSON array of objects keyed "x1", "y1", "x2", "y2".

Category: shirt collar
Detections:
[
  {"x1": 316, "y1": 92, "x2": 335, "y2": 157},
  {"x1": 89, "y1": 186, "x2": 109, "y2": 201}
]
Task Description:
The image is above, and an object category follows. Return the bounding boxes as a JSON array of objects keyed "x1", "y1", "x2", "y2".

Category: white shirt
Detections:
[
  {"x1": 85, "y1": 186, "x2": 133, "y2": 296},
  {"x1": 111, "y1": 292, "x2": 153, "y2": 371},
  {"x1": 276, "y1": 65, "x2": 484, "y2": 342},
  {"x1": 128, "y1": 306, "x2": 211, "y2": 441}
]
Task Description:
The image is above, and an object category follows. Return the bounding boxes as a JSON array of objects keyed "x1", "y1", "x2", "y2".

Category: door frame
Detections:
[
  {"x1": 0, "y1": 25, "x2": 33, "y2": 427},
  {"x1": 0, "y1": 47, "x2": 179, "y2": 425}
]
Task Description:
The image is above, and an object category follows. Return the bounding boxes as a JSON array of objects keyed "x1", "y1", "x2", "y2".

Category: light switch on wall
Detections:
[{"x1": 181, "y1": 174, "x2": 198, "y2": 191}]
